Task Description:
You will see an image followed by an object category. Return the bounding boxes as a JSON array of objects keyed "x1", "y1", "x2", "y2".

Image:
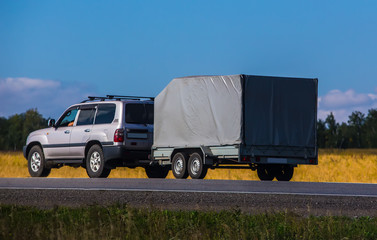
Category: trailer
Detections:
[{"x1": 151, "y1": 75, "x2": 318, "y2": 181}]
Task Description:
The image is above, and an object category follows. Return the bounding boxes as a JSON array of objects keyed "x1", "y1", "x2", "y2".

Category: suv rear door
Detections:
[
  {"x1": 69, "y1": 104, "x2": 96, "y2": 158},
  {"x1": 90, "y1": 103, "x2": 117, "y2": 145},
  {"x1": 124, "y1": 102, "x2": 154, "y2": 150}
]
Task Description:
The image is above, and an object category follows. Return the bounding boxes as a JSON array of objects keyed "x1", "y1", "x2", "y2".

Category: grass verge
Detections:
[
  {"x1": 1, "y1": 204, "x2": 377, "y2": 240},
  {"x1": 2, "y1": 149, "x2": 377, "y2": 182}
]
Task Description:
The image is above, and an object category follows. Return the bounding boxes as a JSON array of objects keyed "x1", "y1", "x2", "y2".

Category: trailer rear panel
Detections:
[
  {"x1": 242, "y1": 75, "x2": 317, "y2": 160},
  {"x1": 243, "y1": 75, "x2": 317, "y2": 148}
]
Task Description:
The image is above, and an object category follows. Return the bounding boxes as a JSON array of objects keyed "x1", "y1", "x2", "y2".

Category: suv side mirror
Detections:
[{"x1": 48, "y1": 119, "x2": 56, "y2": 127}]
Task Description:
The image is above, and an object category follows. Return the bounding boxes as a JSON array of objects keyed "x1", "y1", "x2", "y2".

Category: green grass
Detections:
[{"x1": 1, "y1": 205, "x2": 377, "y2": 240}]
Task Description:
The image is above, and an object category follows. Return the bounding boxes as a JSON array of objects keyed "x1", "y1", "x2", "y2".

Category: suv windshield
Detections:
[{"x1": 125, "y1": 103, "x2": 153, "y2": 124}]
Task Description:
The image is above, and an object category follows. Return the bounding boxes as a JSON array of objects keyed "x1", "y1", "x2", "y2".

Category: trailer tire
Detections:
[
  {"x1": 257, "y1": 165, "x2": 275, "y2": 181},
  {"x1": 172, "y1": 152, "x2": 189, "y2": 179},
  {"x1": 145, "y1": 166, "x2": 170, "y2": 178},
  {"x1": 188, "y1": 152, "x2": 208, "y2": 179},
  {"x1": 275, "y1": 165, "x2": 294, "y2": 181}
]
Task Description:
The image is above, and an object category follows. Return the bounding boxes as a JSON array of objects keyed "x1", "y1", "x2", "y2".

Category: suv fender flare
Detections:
[
  {"x1": 84, "y1": 140, "x2": 103, "y2": 162},
  {"x1": 24, "y1": 142, "x2": 43, "y2": 159}
]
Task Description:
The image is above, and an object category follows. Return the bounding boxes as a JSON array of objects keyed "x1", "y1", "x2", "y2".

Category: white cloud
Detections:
[
  {"x1": 318, "y1": 88, "x2": 377, "y2": 123},
  {"x1": 0, "y1": 77, "x2": 96, "y2": 118},
  {"x1": 0, "y1": 77, "x2": 60, "y2": 92},
  {"x1": 319, "y1": 89, "x2": 376, "y2": 109}
]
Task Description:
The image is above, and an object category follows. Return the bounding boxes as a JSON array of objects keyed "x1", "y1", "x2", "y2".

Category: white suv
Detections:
[{"x1": 23, "y1": 95, "x2": 170, "y2": 178}]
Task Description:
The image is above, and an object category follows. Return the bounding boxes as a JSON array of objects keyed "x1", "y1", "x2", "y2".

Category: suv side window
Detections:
[
  {"x1": 77, "y1": 108, "x2": 96, "y2": 126},
  {"x1": 95, "y1": 104, "x2": 116, "y2": 124},
  {"x1": 58, "y1": 109, "x2": 79, "y2": 127}
]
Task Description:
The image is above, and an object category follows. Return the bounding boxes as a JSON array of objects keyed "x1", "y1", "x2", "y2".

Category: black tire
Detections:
[
  {"x1": 86, "y1": 145, "x2": 111, "y2": 178},
  {"x1": 257, "y1": 165, "x2": 275, "y2": 181},
  {"x1": 188, "y1": 152, "x2": 208, "y2": 179},
  {"x1": 171, "y1": 152, "x2": 189, "y2": 179},
  {"x1": 275, "y1": 165, "x2": 294, "y2": 181},
  {"x1": 28, "y1": 145, "x2": 51, "y2": 177},
  {"x1": 100, "y1": 168, "x2": 111, "y2": 178},
  {"x1": 145, "y1": 165, "x2": 170, "y2": 178}
]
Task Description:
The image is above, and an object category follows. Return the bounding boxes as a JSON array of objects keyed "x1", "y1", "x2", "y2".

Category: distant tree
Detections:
[
  {"x1": 0, "y1": 117, "x2": 9, "y2": 150},
  {"x1": 347, "y1": 111, "x2": 366, "y2": 148},
  {"x1": 338, "y1": 122, "x2": 354, "y2": 149},
  {"x1": 365, "y1": 109, "x2": 377, "y2": 148},
  {"x1": 22, "y1": 109, "x2": 47, "y2": 148},
  {"x1": 317, "y1": 119, "x2": 327, "y2": 148},
  {"x1": 7, "y1": 113, "x2": 24, "y2": 151},
  {"x1": 325, "y1": 112, "x2": 339, "y2": 148}
]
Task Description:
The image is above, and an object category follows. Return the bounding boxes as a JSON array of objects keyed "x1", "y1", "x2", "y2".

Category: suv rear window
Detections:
[
  {"x1": 125, "y1": 103, "x2": 153, "y2": 124},
  {"x1": 95, "y1": 104, "x2": 116, "y2": 124}
]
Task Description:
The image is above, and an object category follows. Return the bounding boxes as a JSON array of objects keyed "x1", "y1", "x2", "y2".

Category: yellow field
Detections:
[{"x1": 1, "y1": 149, "x2": 377, "y2": 183}]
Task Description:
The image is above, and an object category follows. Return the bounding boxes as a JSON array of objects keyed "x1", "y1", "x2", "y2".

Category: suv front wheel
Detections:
[
  {"x1": 28, "y1": 145, "x2": 51, "y2": 177},
  {"x1": 86, "y1": 145, "x2": 111, "y2": 178}
]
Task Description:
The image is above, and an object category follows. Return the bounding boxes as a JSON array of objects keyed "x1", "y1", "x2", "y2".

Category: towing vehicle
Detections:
[{"x1": 23, "y1": 95, "x2": 169, "y2": 178}]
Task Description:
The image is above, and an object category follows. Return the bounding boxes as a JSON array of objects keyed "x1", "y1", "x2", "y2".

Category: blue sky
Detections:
[{"x1": 1, "y1": 0, "x2": 377, "y2": 123}]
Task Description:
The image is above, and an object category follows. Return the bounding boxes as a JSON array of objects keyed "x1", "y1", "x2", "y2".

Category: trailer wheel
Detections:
[
  {"x1": 145, "y1": 166, "x2": 170, "y2": 178},
  {"x1": 275, "y1": 165, "x2": 294, "y2": 181},
  {"x1": 172, "y1": 152, "x2": 189, "y2": 179},
  {"x1": 188, "y1": 152, "x2": 208, "y2": 179},
  {"x1": 257, "y1": 165, "x2": 275, "y2": 181}
]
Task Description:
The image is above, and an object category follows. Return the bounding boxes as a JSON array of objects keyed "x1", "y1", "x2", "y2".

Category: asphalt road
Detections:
[{"x1": 1, "y1": 178, "x2": 377, "y2": 216}]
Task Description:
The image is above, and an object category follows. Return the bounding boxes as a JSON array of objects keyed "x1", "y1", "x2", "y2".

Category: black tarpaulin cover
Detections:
[{"x1": 244, "y1": 75, "x2": 317, "y2": 147}]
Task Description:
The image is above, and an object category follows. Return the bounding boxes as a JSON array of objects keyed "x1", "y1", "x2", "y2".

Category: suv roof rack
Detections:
[
  {"x1": 81, "y1": 95, "x2": 154, "y2": 103},
  {"x1": 107, "y1": 95, "x2": 154, "y2": 101}
]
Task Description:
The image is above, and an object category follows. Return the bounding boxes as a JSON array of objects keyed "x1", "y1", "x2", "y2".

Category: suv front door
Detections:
[{"x1": 44, "y1": 108, "x2": 78, "y2": 159}]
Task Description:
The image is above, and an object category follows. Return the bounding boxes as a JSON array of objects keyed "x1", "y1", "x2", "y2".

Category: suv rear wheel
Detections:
[
  {"x1": 28, "y1": 145, "x2": 51, "y2": 177},
  {"x1": 86, "y1": 145, "x2": 111, "y2": 178}
]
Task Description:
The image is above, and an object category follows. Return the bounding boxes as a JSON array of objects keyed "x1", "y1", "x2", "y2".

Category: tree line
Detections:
[
  {"x1": 318, "y1": 109, "x2": 377, "y2": 148},
  {"x1": 0, "y1": 108, "x2": 376, "y2": 151},
  {"x1": 0, "y1": 109, "x2": 47, "y2": 151}
]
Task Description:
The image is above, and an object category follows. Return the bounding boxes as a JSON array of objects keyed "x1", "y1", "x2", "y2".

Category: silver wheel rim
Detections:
[
  {"x1": 31, "y1": 152, "x2": 41, "y2": 172},
  {"x1": 90, "y1": 151, "x2": 101, "y2": 172},
  {"x1": 174, "y1": 157, "x2": 184, "y2": 174},
  {"x1": 190, "y1": 157, "x2": 200, "y2": 175}
]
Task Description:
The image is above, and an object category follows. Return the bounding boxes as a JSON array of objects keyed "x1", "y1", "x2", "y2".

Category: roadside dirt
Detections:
[{"x1": 1, "y1": 189, "x2": 377, "y2": 217}]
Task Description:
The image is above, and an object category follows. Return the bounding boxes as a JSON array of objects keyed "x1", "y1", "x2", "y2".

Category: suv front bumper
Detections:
[{"x1": 23, "y1": 146, "x2": 27, "y2": 159}]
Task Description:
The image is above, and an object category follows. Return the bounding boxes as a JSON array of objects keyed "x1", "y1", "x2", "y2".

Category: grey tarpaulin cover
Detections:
[{"x1": 153, "y1": 75, "x2": 317, "y2": 148}]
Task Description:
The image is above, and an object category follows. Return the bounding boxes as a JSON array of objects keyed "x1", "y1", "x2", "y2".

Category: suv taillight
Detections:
[{"x1": 114, "y1": 129, "x2": 124, "y2": 142}]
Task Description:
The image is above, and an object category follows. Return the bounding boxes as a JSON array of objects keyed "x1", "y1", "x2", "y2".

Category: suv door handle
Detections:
[
  {"x1": 64, "y1": 130, "x2": 70, "y2": 134},
  {"x1": 84, "y1": 129, "x2": 91, "y2": 133}
]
